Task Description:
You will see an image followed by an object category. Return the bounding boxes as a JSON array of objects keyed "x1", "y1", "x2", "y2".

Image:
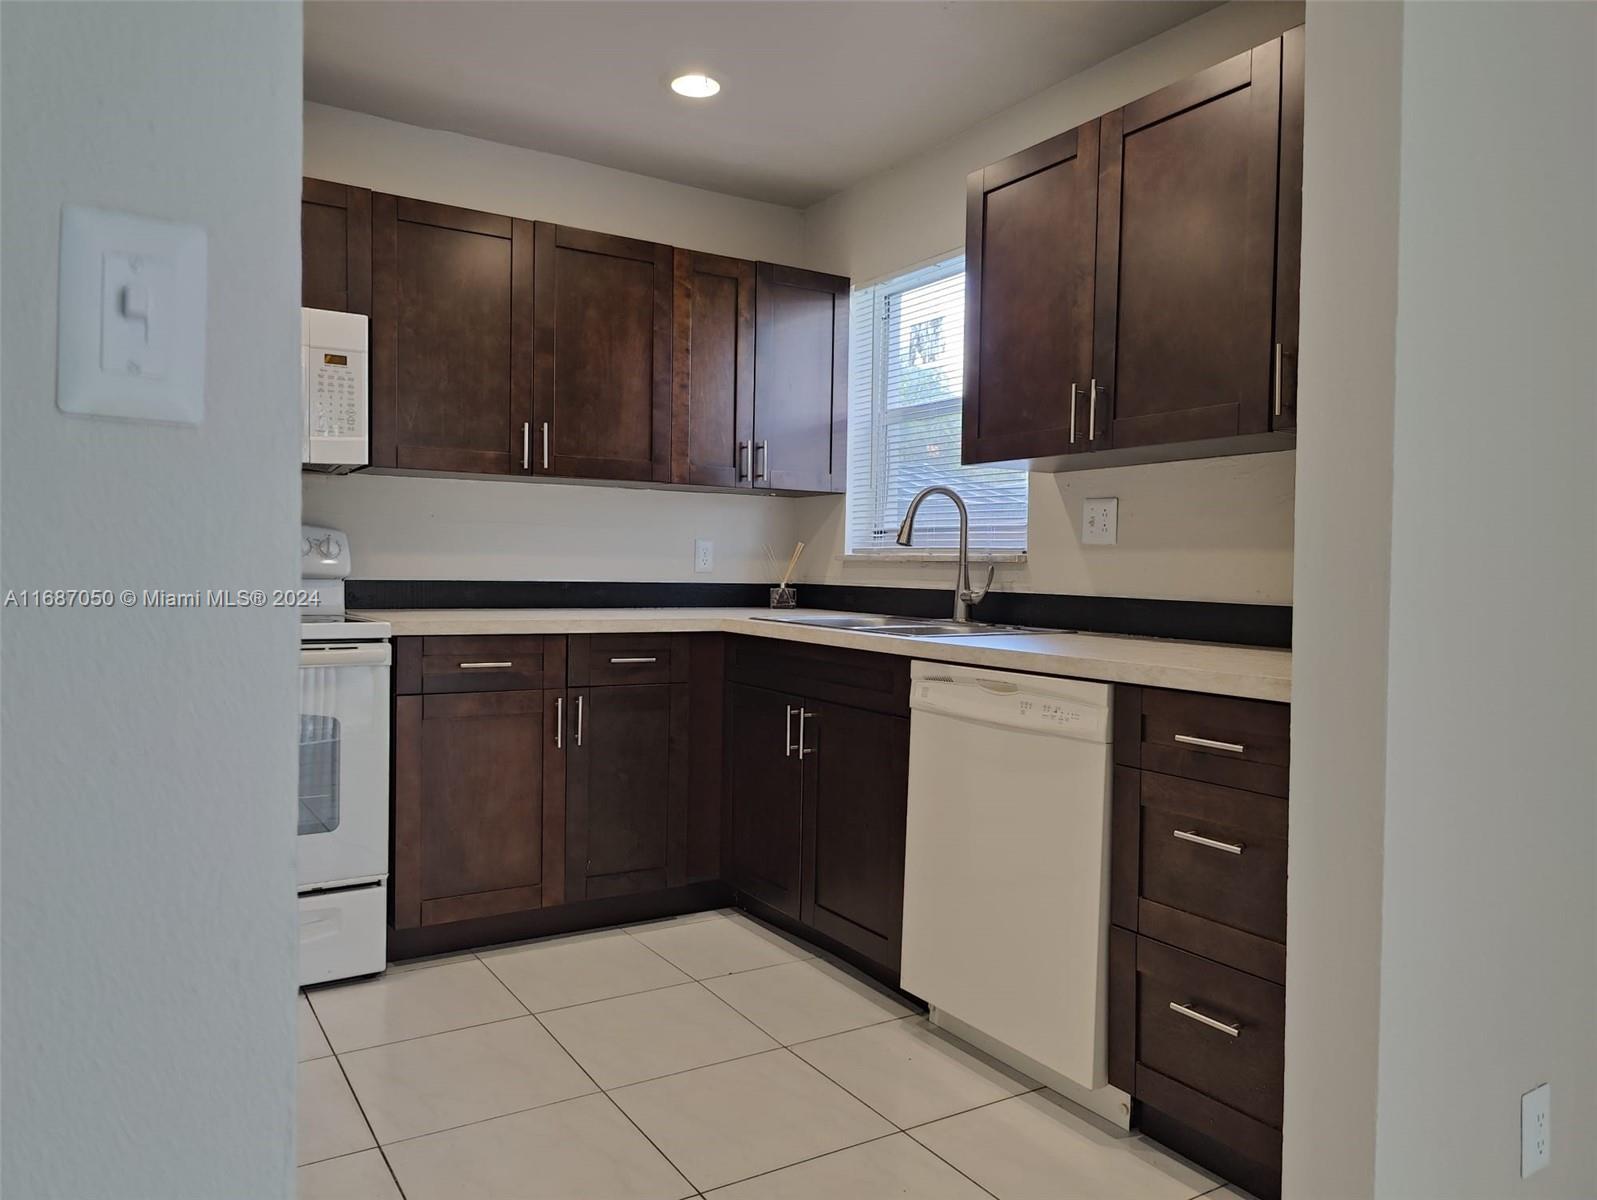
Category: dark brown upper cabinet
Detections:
[
  {"x1": 370, "y1": 195, "x2": 533, "y2": 474},
  {"x1": 962, "y1": 124, "x2": 1100, "y2": 465},
  {"x1": 753, "y1": 264, "x2": 848, "y2": 493},
  {"x1": 301, "y1": 178, "x2": 371, "y2": 315},
  {"x1": 533, "y1": 224, "x2": 673, "y2": 483},
  {"x1": 672, "y1": 249, "x2": 755, "y2": 487},
  {"x1": 1094, "y1": 39, "x2": 1282, "y2": 451},
  {"x1": 963, "y1": 30, "x2": 1303, "y2": 471}
]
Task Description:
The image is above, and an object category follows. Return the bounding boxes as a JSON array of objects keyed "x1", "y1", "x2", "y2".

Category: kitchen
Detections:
[{"x1": 2, "y1": 3, "x2": 1593, "y2": 1200}]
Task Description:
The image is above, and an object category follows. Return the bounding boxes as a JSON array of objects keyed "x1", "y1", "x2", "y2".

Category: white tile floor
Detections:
[{"x1": 298, "y1": 909, "x2": 1236, "y2": 1199}]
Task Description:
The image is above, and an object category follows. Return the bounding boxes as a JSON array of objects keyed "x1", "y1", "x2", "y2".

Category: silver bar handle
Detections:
[
  {"x1": 1273, "y1": 343, "x2": 1283, "y2": 418},
  {"x1": 609, "y1": 656, "x2": 657, "y2": 665},
  {"x1": 798, "y1": 709, "x2": 815, "y2": 757},
  {"x1": 555, "y1": 695, "x2": 564, "y2": 750},
  {"x1": 1173, "y1": 733, "x2": 1246, "y2": 755},
  {"x1": 738, "y1": 441, "x2": 751, "y2": 481},
  {"x1": 459, "y1": 661, "x2": 513, "y2": 669},
  {"x1": 574, "y1": 694, "x2": 584, "y2": 747},
  {"x1": 1174, "y1": 829, "x2": 1245, "y2": 855},
  {"x1": 755, "y1": 440, "x2": 768, "y2": 483},
  {"x1": 1089, "y1": 378, "x2": 1100, "y2": 442},
  {"x1": 1169, "y1": 1001, "x2": 1241, "y2": 1038},
  {"x1": 541, "y1": 422, "x2": 551, "y2": 470},
  {"x1": 522, "y1": 421, "x2": 530, "y2": 470},
  {"x1": 785, "y1": 705, "x2": 797, "y2": 758},
  {"x1": 1069, "y1": 382, "x2": 1078, "y2": 444}
]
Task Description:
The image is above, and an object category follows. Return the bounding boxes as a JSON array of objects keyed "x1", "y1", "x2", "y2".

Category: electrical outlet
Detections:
[
  {"x1": 694, "y1": 539, "x2": 714, "y2": 574},
  {"x1": 1083, "y1": 497, "x2": 1118, "y2": 546},
  {"x1": 1521, "y1": 1082, "x2": 1550, "y2": 1177}
]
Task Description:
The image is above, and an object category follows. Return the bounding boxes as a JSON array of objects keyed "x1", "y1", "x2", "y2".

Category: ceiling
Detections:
[{"x1": 305, "y1": 1, "x2": 1215, "y2": 208}]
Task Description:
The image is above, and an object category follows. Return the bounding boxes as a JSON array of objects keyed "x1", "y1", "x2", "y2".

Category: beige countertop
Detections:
[{"x1": 353, "y1": 606, "x2": 1292, "y2": 702}]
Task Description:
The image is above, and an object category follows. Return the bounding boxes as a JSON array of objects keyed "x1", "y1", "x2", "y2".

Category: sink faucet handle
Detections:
[{"x1": 965, "y1": 562, "x2": 996, "y2": 607}]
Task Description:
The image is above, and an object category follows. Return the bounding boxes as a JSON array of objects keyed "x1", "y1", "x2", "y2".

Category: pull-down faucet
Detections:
[{"x1": 895, "y1": 486, "x2": 995, "y2": 624}]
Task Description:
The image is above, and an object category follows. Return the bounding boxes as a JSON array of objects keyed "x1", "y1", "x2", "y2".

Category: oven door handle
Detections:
[{"x1": 300, "y1": 643, "x2": 391, "y2": 668}]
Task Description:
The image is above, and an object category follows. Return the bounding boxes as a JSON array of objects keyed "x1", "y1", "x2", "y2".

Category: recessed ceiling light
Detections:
[{"x1": 670, "y1": 73, "x2": 721, "y2": 99}]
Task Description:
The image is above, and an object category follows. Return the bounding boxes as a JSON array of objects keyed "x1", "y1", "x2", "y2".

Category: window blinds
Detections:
[{"x1": 845, "y1": 256, "x2": 1029, "y2": 556}]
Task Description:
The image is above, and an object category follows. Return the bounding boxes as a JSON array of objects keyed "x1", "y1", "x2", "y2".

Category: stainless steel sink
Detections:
[{"x1": 753, "y1": 614, "x2": 1054, "y2": 638}]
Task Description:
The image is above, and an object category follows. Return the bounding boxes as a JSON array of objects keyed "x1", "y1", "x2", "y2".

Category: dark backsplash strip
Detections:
[{"x1": 347, "y1": 579, "x2": 1292, "y2": 649}]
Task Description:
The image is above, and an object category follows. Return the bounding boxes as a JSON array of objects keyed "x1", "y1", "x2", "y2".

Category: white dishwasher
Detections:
[{"x1": 901, "y1": 661, "x2": 1115, "y2": 1100}]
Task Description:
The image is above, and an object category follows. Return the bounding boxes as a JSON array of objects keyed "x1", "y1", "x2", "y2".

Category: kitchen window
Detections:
[{"x1": 845, "y1": 255, "x2": 1028, "y2": 557}]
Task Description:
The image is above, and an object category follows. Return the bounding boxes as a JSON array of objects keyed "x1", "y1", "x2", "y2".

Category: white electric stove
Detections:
[{"x1": 298, "y1": 525, "x2": 390, "y2": 985}]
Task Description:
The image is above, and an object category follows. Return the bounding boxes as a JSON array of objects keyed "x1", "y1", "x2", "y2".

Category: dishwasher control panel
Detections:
[{"x1": 910, "y1": 663, "x2": 1111, "y2": 742}]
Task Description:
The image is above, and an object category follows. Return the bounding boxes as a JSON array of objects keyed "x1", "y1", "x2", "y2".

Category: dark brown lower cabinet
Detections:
[
  {"x1": 565, "y1": 682, "x2": 689, "y2": 901},
  {"x1": 725, "y1": 643, "x2": 911, "y2": 977},
  {"x1": 727, "y1": 683, "x2": 805, "y2": 918},
  {"x1": 393, "y1": 688, "x2": 563, "y2": 929}
]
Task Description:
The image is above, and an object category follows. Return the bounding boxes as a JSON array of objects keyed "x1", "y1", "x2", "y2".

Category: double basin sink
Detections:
[{"x1": 753, "y1": 613, "x2": 1054, "y2": 639}]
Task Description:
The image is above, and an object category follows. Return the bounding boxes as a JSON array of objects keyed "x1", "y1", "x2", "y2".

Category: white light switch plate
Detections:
[
  {"x1": 57, "y1": 205, "x2": 206, "y2": 424},
  {"x1": 1083, "y1": 497, "x2": 1118, "y2": 545}
]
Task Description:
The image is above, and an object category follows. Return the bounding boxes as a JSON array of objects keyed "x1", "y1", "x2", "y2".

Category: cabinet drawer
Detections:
[
  {"x1": 568, "y1": 634, "x2": 684, "y2": 687},
  {"x1": 1140, "y1": 773, "x2": 1286, "y2": 944},
  {"x1": 419, "y1": 635, "x2": 564, "y2": 692},
  {"x1": 727, "y1": 636, "x2": 909, "y2": 716},
  {"x1": 1135, "y1": 689, "x2": 1290, "y2": 796},
  {"x1": 1135, "y1": 937, "x2": 1284, "y2": 1129}
]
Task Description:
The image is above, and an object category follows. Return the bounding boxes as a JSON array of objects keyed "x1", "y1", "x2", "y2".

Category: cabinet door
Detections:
[
  {"x1": 800, "y1": 702, "x2": 910, "y2": 972},
  {"x1": 673, "y1": 249, "x2": 755, "y2": 487},
  {"x1": 371, "y1": 195, "x2": 533, "y2": 474},
  {"x1": 962, "y1": 125, "x2": 1099, "y2": 465},
  {"x1": 533, "y1": 224, "x2": 672, "y2": 482},
  {"x1": 727, "y1": 683, "x2": 805, "y2": 918},
  {"x1": 1272, "y1": 26, "x2": 1304, "y2": 433},
  {"x1": 302, "y1": 178, "x2": 371, "y2": 314},
  {"x1": 393, "y1": 689, "x2": 559, "y2": 928},
  {"x1": 1093, "y1": 39, "x2": 1283, "y2": 451},
  {"x1": 753, "y1": 264, "x2": 848, "y2": 493},
  {"x1": 565, "y1": 683, "x2": 689, "y2": 901}
]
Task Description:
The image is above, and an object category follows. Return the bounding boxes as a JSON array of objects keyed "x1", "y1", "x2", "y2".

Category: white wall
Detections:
[
  {"x1": 795, "y1": 1, "x2": 1304, "y2": 605},
  {"x1": 1, "y1": 3, "x2": 302, "y2": 1198},
  {"x1": 1288, "y1": 3, "x2": 1597, "y2": 1197},
  {"x1": 303, "y1": 104, "x2": 804, "y2": 583}
]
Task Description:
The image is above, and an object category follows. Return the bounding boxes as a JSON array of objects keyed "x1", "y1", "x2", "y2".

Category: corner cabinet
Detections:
[
  {"x1": 726, "y1": 639, "x2": 909, "y2": 977},
  {"x1": 753, "y1": 265, "x2": 849, "y2": 493},
  {"x1": 963, "y1": 27, "x2": 1304, "y2": 471}
]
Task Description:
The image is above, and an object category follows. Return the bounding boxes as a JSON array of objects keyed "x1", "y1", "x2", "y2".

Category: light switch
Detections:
[{"x1": 58, "y1": 205, "x2": 206, "y2": 424}]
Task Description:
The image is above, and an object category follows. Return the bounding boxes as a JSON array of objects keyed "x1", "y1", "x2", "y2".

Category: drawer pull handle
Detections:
[
  {"x1": 1173, "y1": 829, "x2": 1245, "y2": 855},
  {"x1": 458, "y1": 661, "x2": 513, "y2": 670},
  {"x1": 1169, "y1": 1002, "x2": 1241, "y2": 1038},
  {"x1": 609, "y1": 656, "x2": 658, "y2": 664},
  {"x1": 1173, "y1": 733, "x2": 1246, "y2": 755}
]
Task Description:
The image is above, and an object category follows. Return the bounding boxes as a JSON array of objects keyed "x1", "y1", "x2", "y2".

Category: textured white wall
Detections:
[
  {"x1": 1288, "y1": 3, "x2": 1597, "y2": 1197},
  {"x1": 1, "y1": 3, "x2": 303, "y2": 1197},
  {"x1": 795, "y1": 0, "x2": 1304, "y2": 605},
  {"x1": 302, "y1": 104, "x2": 805, "y2": 583}
]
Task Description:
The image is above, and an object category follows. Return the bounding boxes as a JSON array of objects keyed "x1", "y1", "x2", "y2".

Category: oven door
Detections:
[{"x1": 298, "y1": 641, "x2": 390, "y2": 890}]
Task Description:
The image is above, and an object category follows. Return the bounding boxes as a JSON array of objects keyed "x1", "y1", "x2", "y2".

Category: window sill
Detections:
[{"x1": 840, "y1": 551, "x2": 1027, "y2": 565}]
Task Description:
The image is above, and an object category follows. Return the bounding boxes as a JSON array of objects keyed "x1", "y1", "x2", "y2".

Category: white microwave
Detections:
[{"x1": 302, "y1": 307, "x2": 369, "y2": 472}]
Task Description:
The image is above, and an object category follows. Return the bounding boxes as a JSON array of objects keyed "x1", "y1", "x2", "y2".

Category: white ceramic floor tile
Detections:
[
  {"x1": 340, "y1": 1015, "x2": 597, "y2": 1144},
  {"x1": 622, "y1": 907, "x2": 736, "y2": 934},
  {"x1": 308, "y1": 959, "x2": 525, "y2": 1052},
  {"x1": 792, "y1": 1016, "x2": 1035, "y2": 1128},
  {"x1": 628, "y1": 912, "x2": 810, "y2": 979},
  {"x1": 480, "y1": 927, "x2": 691, "y2": 1013},
  {"x1": 611, "y1": 1049, "x2": 895, "y2": 1192},
  {"x1": 539, "y1": 981, "x2": 777, "y2": 1088},
  {"x1": 911, "y1": 1091, "x2": 1219, "y2": 1200},
  {"x1": 298, "y1": 994, "x2": 332, "y2": 1062},
  {"x1": 296, "y1": 1148, "x2": 401, "y2": 1200},
  {"x1": 384, "y1": 1092, "x2": 694, "y2": 1200},
  {"x1": 704, "y1": 957, "x2": 914, "y2": 1045},
  {"x1": 383, "y1": 949, "x2": 480, "y2": 975},
  {"x1": 297, "y1": 1057, "x2": 375, "y2": 1166},
  {"x1": 705, "y1": 1132, "x2": 990, "y2": 1200}
]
